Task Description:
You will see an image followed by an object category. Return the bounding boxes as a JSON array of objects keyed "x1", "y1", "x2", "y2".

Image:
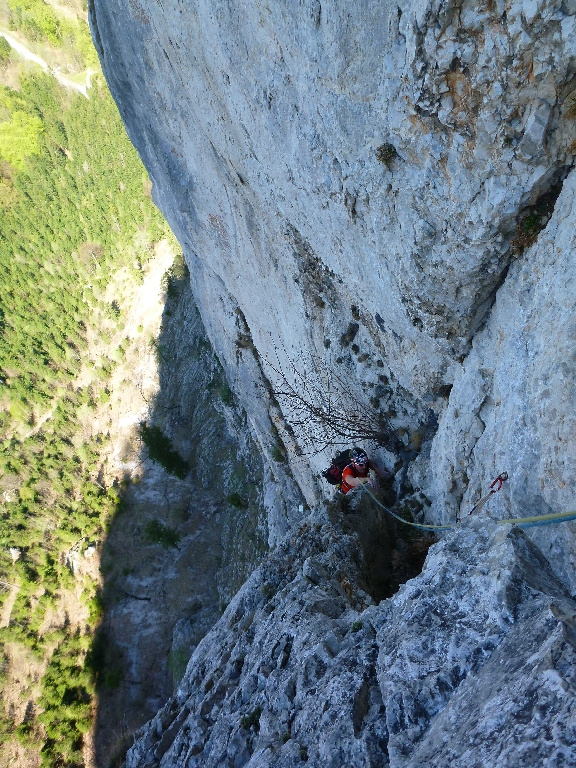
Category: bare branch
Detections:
[{"x1": 261, "y1": 343, "x2": 398, "y2": 456}]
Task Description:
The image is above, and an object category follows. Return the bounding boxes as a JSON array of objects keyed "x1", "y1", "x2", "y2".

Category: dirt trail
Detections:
[
  {"x1": 0, "y1": 26, "x2": 92, "y2": 96},
  {"x1": 21, "y1": 407, "x2": 55, "y2": 441}
]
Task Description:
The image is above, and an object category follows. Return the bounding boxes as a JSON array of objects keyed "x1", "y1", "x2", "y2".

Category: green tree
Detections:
[
  {"x1": 0, "y1": 55, "x2": 172, "y2": 767},
  {"x1": 0, "y1": 37, "x2": 12, "y2": 67}
]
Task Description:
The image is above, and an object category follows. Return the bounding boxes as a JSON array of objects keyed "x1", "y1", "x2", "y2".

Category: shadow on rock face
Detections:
[
  {"x1": 91, "y1": 267, "x2": 270, "y2": 768},
  {"x1": 85, "y1": 262, "x2": 434, "y2": 766},
  {"x1": 333, "y1": 486, "x2": 437, "y2": 602},
  {"x1": 89, "y1": 267, "x2": 435, "y2": 766},
  {"x1": 122, "y1": 497, "x2": 447, "y2": 768}
]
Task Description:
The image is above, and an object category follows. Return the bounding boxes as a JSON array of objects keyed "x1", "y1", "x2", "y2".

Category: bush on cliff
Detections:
[
  {"x1": 144, "y1": 518, "x2": 181, "y2": 548},
  {"x1": 139, "y1": 421, "x2": 190, "y2": 479}
]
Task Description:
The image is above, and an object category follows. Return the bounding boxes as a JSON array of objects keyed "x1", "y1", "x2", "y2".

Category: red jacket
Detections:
[{"x1": 340, "y1": 463, "x2": 369, "y2": 494}]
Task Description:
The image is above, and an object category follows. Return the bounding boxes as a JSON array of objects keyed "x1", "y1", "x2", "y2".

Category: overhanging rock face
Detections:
[
  {"x1": 88, "y1": 0, "x2": 576, "y2": 362},
  {"x1": 90, "y1": 0, "x2": 576, "y2": 529},
  {"x1": 125, "y1": 511, "x2": 576, "y2": 767}
]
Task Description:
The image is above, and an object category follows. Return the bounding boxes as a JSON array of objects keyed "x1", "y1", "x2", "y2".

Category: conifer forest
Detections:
[{"x1": 0, "y1": 1, "x2": 173, "y2": 763}]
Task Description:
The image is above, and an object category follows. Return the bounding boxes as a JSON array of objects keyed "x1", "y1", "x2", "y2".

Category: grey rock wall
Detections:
[
  {"x1": 94, "y1": 275, "x2": 276, "y2": 759},
  {"x1": 89, "y1": 0, "x2": 576, "y2": 764},
  {"x1": 89, "y1": 0, "x2": 576, "y2": 533},
  {"x1": 125, "y1": 509, "x2": 576, "y2": 767},
  {"x1": 430, "y1": 168, "x2": 576, "y2": 591}
]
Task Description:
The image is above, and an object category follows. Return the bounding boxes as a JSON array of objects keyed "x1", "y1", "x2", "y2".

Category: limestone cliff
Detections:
[
  {"x1": 126, "y1": 509, "x2": 576, "y2": 767},
  {"x1": 89, "y1": 1, "x2": 576, "y2": 764}
]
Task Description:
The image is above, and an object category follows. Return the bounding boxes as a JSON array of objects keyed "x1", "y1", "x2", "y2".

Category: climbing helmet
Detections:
[{"x1": 351, "y1": 448, "x2": 368, "y2": 465}]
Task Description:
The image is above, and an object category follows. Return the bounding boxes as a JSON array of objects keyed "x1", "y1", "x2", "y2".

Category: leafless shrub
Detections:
[{"x1": 261, "y1": 345, "x2": 398, "y2": 457}]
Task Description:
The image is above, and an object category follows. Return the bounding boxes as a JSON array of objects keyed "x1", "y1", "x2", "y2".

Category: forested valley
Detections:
[{"x1": 0, "y1": 1, "x2": 177, "y2": 764}]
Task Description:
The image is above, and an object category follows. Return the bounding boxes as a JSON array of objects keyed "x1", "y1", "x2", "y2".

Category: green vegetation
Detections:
[
  {"x1": 161, "y1": 250, "x2": 189, "y2": 299},
  {"x1": 375, "y1": 142, "x2": 398, "y2": 166},
  {"x1": 260, "y1": 582, "x2": 275, "y2": 600},
  {"x1": 37, "y1": 632, "x2": 93, "y2": 767},
  {"x1": 272, "y1": 444, "x2": 286, "y2": 463},
  {"x1": 0, "y1": 107, "x2": 43, "y2": 167},
  {"x1": 6, "y1": 0, "x2": 98, "y2": 70},
  {"x1": 215, "y1": 380, "x2": 233, "y2": 405},
  {"x1": 167, "y1": 647, "x2": 189, "y2": 687},
  {"x1": 512, "y1": 181, "x2": 563, "y2": 253},
  {"x1": 520, "y1": 213, "x2": 540, "y2": 236},
  {"x1": 0, "y1": 24, "x2": 172, "y2": 764},
  {"x1": 227, "y1": 491, "x2": 248, "y2": 509},
  {"x1": 144, "y1": 518, "x2": 181, "y2": 549},
  {"x1": 139, "y1": 421, "x2": 190, "y2": 479},
  {"x1": 0, "y1": 36, "x2": 12, "y2": 66},
  {"x1": 0, "y1": 74, "x2": 165, "y2": 434},
  {"x1": 0, "y1": 86, "x2": 44, "y2": 168},
  {"x1": 240, "y1": 705, "x2": 262, "y2": 732},
  {"x1": 351, "y1": 621, "x2": 363, "y2": 633}
]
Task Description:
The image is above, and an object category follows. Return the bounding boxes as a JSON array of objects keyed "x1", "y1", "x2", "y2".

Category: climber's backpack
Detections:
[{"x1": 322, "y1": 449, "x2": 352, "y2": 486}]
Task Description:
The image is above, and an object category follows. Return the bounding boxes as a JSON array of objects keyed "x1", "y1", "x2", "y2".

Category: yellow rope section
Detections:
[{"x1": 498, "y1": 510, "x2": 576, "y2": 527}]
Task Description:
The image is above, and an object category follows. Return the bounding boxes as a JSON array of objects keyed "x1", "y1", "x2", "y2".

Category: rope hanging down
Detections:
[
  {"x1": 360, "y1": 486, "x2": 455, "y2": 531},
  {"x1": 360, "y1": 473, "x2": 576, "y2": 532}
]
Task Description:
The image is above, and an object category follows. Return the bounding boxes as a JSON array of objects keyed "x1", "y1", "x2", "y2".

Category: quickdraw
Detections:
[
  {"x1": 490, "y1": 472, "x2": 508, "y2": 492},
  {"x1": 459, "y1": 471, "x2": 508, "y2": 521}
]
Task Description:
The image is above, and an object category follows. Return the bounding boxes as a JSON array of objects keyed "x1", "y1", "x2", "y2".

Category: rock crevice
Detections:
[{"x1": 126, "y1": 512, "x2": 576, "y2": 768}]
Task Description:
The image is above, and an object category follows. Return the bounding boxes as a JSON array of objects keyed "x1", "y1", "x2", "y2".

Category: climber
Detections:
[{"x1": 340, "y1": 448, "x2": 392, "y2": 494}]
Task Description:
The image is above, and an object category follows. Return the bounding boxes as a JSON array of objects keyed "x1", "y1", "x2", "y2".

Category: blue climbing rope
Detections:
[
  {"x1": 499, "y1": 510, "x2": 576, "y2": 528},
  {"x1": 360, "y1": 486, "x2": 456, "y2": 531},
  {"x1": 360, "y1": 485, "x2": 576, "y2": 532}
]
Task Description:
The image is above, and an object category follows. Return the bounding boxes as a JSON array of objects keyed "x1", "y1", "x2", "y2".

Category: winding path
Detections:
[{"x1": 0, "y1": 26, "x2": 92, "y2": 97}]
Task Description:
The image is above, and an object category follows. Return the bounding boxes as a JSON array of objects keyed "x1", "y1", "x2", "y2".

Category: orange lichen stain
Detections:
[
  {"x1": 446, "y1": 71, "x2": 472, "y2": 114},
  {"x1": 409, "y1": 113, "x2": 432, "y2": 134}
]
